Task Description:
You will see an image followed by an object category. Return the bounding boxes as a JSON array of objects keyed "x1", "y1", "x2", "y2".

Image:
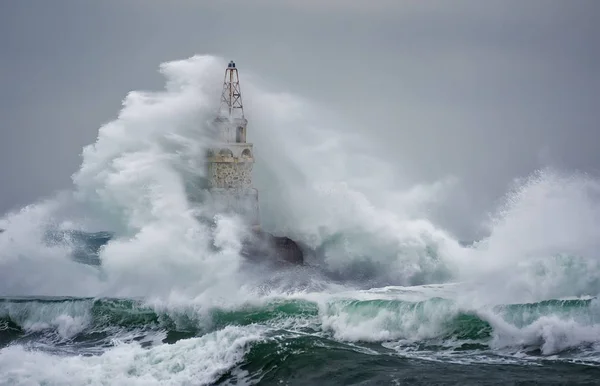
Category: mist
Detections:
[{"x1": 1, "y1": 0, "x2": 599, "y2": 241}]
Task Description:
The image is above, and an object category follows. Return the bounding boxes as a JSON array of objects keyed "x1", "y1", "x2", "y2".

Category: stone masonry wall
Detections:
[{"x1": 208, "y1": 161, "x2": 253, "y2": 189}]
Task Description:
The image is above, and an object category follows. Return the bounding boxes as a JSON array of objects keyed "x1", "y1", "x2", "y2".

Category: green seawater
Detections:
[{"x1": 1, "y1": 296, "x2": 600, "y2": 385}]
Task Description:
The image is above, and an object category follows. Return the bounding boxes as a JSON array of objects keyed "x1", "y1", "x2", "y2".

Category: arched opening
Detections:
[
  {"x1": 241, "y1": 149, "x2": 252, "y2": 158},
  {"x1": 236, "y1": 126, "x2": 245, "y2": 142},
  {"x1": 219, "y1": 148, "x2": 233, "y2": 157}
]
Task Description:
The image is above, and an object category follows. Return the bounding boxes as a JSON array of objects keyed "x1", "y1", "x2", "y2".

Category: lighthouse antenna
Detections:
[{"x1": 219, "y1": 60, "x2": 244, "y2": 119}]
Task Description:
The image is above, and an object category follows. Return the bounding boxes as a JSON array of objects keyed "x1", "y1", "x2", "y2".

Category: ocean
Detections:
[
  {"x1": 1, "y1": 55, "x2": 600, "y2": 385},
  {"x1": 1, "y1": 293, "x2": 600, "y2": 385}
]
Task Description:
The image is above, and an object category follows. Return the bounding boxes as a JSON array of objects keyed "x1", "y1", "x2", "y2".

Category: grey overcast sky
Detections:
[{"x1": 1, "y1": 0, "x2": 599, "y2": 239}]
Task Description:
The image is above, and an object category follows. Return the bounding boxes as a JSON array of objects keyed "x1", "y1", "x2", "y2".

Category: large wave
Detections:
[
  {"x1": 1, "y1": 54, "x2": 599, "y2": 302},
  {"x1": 1, "y1": 54, "x2": 600, "y2": 384},
  {"x1": 2, "y1": 294, "x2": 600, "y2": 384},
  {"x1": 0, "y1": 54, "x2": 460, "y2": 300}
]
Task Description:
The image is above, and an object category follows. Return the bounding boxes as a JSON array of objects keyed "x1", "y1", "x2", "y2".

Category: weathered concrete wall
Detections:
[{"x1": 214, "y1": 117, "x2": 248, "y2": 143}]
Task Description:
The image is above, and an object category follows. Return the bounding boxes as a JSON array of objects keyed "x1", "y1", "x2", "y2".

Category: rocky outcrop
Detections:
[{"x1": 241, "y1": 230, "x2": 304, "y2": 266}]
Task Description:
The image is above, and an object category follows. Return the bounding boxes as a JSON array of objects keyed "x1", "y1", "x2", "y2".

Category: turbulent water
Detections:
[{"x1": 2, "y1": 55, "x2": 600, "y2": 385}]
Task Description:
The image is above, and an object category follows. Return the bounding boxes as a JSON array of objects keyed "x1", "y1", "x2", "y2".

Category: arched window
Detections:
[{"x1": 241, "y1": 149, "x2": 252, "y2": 158}]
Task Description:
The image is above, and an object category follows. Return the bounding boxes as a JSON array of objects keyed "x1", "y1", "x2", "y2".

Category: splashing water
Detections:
[{"x1": 1, "y1": 54, "x2": 600, "y2": 384}]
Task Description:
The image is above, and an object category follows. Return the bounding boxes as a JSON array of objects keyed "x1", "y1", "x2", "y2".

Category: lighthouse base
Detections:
[
  {"x1": 203, "y1": 189, "x2": 303, "y2": 265},
  {"x1": 241, "y1": 229, "x2": 304, "y2": 266},
  {"x1": 205, "y1": 187, "x2": 261, "y2": 229}
]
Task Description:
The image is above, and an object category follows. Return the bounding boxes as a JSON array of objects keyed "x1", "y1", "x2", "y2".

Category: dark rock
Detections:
[{"x1": 242, "y1": 229, "x2": 304, "y2": 266}]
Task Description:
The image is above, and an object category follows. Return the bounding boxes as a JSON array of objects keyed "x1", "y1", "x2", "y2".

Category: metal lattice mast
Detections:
[{"x1": 219, "y1": 61, "x2": 244, "y2": 119}]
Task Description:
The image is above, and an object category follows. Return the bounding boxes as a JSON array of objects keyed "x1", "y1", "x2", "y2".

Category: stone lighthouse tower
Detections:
[{"x1": 206, "y1": 60, "x2": 260, "y2": 229}]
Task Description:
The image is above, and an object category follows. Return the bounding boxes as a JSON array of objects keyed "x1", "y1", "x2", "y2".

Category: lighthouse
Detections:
[
  {"x1": 206, "y1": 60, "x2": 260, "y2": 229},
  {"x1": 202, "y1": 60, "x2": 304, "y2": 265}
]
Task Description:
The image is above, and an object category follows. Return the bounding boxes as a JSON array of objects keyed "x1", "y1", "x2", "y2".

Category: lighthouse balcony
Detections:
[{"x1": 207, "y1": 143, "x2": 254, "y2": 161}]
